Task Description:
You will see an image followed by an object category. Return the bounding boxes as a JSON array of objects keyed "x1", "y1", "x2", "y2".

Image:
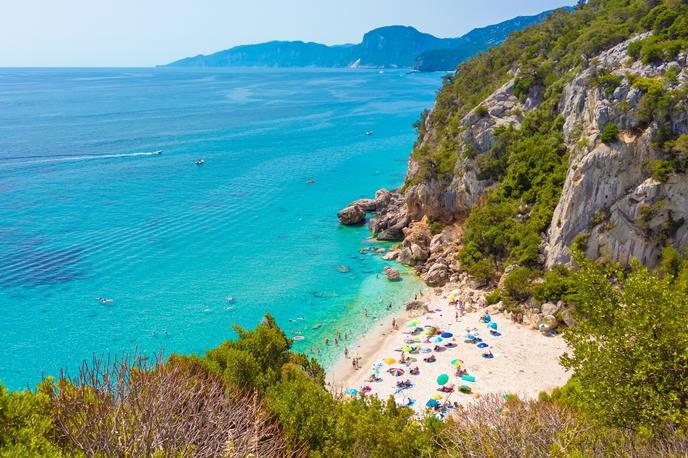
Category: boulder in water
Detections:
[{"x1": 337, "y1": 205, "x2": 366, "y2": 225}]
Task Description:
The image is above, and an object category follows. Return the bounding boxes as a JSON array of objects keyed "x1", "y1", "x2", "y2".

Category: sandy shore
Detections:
[{"x1": 327, "y1": 284, "x2": 570, "y2": 414}]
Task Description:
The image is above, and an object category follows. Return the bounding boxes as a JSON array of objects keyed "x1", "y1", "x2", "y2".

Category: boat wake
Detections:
[{"x1": 0, "y1": 150, "x2": 162, "y2": 168}]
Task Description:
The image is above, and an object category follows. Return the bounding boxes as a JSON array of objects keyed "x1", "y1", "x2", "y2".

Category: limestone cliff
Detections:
[{"x1": 544, "y1": 37, "x2": 688, "y2": 268}]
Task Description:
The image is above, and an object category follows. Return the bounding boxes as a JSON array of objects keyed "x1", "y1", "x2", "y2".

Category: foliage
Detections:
[
  {"x1": 600, "y1": 123, "x2": 619, "y2": 144},
  {"x1": 485, "y1": 288, "x2": 503, "y2": 305},
  {"x1": 0, "y1": 380, "x2": 63, "y2": 457},
  {"x1": 561, "y1": 255, "x2": 688, "y2": 434},
  {"x1": 594, "y1": 70, "x2": 622, "y2": 96},
  {"x1": 502, "y1": 266, "x2": 535, "y2": 302},
  {"x1": 440, "y1": 393, "x2": 688, "y2": 457},
  {"x1": 652, "y1": 159, "x2": 674, "y2": 182},
  {"x1": 533, "y1": 263, "x2": 575, "y2": 303},
  {"x1": 429, "y1": 219, "x2": 446, "y2": 235}
]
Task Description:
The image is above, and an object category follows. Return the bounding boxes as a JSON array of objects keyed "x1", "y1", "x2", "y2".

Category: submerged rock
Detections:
[{"x1": 335, "y1": 264, "x2": 351, "y2": 273}]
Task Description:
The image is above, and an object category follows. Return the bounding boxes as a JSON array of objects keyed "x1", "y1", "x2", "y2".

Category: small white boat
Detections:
[
  {"x1": 151, "y1": 150, "x2": 162, "y2": 155},
  {"x1": 365, "y1": 131, "x2": 374, "y2": 136},
  {"x1": 196, "y1": 159, "x2": 205, "y2": 166}
]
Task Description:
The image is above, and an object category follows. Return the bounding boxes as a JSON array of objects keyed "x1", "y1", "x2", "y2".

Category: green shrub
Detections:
[
  {"x1": 652, "y1": 159, "x2": 674, "y2": 183},
  {"x1": 600, "y1": 123, "x2": 619, "y2": 144},
  {"x1": 594, "y1": 71, "x2": 622, "y2": 97},
  {"x1": 485, "y1": 288, "x2": 503, "y2": 305},
  {"x1": 429, "y1": 220, "x2": 446, "y2": 235},
  {"x1": 533, "y1": 264, "x2": 574, "y2": 303},
  {"x1": 466, "y1": 259, "x2": 496, "y2": 284},
  {"x1": 503, "y1": 266, "x2": 534, "y2": 302}
]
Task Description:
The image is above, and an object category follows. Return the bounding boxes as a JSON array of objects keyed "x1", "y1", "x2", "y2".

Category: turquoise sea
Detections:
[{"x1": 0, "y1": 68, "x2": 441, "y2": 390}]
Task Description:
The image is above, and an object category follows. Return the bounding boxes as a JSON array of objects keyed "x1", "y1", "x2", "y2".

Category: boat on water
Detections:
[
  {"x1": 365, "y1": 130, "x2": 374, "y2": 136},
  {"x1": 196, "y1": 159, "x2": 205, "y2": 165},
  {"x1": 151, "y1": 150, "x2": 162, "y2": 155}
]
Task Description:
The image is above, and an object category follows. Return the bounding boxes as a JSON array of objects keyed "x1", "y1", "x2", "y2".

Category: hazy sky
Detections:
[{"x1": 0, "y1": 0, "x2": 574, "y2": 67}]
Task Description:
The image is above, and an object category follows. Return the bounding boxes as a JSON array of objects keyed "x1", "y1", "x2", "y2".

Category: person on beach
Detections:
[
  {"x1": 392, "y1": 318, "x2": 396, "y2": 329},
  {"x1": 455, "y1": 311, "x2": 459, "y2": 322},
  {"x1": 364, "y1": 308, "x2": 368, "y2": 318}
]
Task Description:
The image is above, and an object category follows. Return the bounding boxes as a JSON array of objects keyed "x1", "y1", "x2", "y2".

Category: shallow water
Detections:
[{"x1": 0, "y1": 67, "x2": 440, "y2": 389}]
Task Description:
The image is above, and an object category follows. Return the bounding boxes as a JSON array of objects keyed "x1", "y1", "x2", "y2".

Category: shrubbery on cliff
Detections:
[{"x1": 407, "y1": 0, "x2": 688, "y2": 277}]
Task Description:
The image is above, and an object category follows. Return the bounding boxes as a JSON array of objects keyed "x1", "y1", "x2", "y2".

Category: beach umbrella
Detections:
[
  {"x1": 430, "y1": 394, "x2": 443, "y2": 401},
  {"x1": 451, "y1": 359, "x2": 464, "y2": 366},
  {"x1": 405, "y1": 320, "x2": 418, "y2": 327},
  {"x1": 489, "y1": 322, "x2": 498, "y2": 330},
  {"x1": 345, "y1": 388, "x2": 358, "y2": 396},
  {"x1": 388, "y1": 368, "x2": 405, "y2": 377},
  {"x1": 373, "y1": 363, "x2": 384, "y2": 370},
  {"x1": 383, "y1": 358, "x2": 397, "y2": 365},
  {"x1": 429, "y1": 336, "x2": 443, "y2": 343},
  {"x1": 401, "y1": 346, "x2": 413, "y2": 352},
  {"x1": 441, "y1": 332, "x2": 453, "y2": 338},
  {"x1": 426, "y1": 399, "x2": 440, "y2": 408},
  {"x1": 422, "y1": 329, "x2": 434, "y2": 335},
  {"x1": 477, "y1": 343, "x2": 489, "y2": 349},
  {"x1": 436, "y1": 373, "x2": 449, "y2": 385}
]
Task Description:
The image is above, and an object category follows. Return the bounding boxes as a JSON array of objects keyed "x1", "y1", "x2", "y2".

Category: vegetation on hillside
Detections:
[{"x1": 408, "y1": 0, "x2": 688, "y2": 280}]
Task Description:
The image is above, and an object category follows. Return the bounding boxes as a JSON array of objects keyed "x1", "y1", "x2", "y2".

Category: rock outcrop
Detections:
[
  {"x1": 544, "y1": 37, "x2": 688, "y2": 268},
  {"x1": 337, "y1": 205, "x2": 366, "y2": 225},
  {"x1": 405, "y1": 77, "x2": 541, "y2": 223}
]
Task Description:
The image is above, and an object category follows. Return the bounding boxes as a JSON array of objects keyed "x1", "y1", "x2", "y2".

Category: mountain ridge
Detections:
[{"x1": 164, "y1": 9, "x2": 566, "y2": 70}]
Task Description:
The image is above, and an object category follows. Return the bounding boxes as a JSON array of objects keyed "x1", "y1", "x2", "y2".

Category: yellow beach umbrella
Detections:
[
  {"x1": 430, "y1": 394, "x2": 443, "y2": 401},
  {"x1": 383, "y1": 358, "x2": 397, "y2": 365}
]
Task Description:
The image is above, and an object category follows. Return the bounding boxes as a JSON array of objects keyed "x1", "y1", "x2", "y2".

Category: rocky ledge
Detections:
[{"x1": 338, "y1": 188, "x2": 461, "y2": 287}]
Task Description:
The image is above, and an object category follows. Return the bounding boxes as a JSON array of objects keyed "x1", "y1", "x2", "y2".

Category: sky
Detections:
[{"x1": 0, "y1": 0, "x2": 574, "y2": 67}]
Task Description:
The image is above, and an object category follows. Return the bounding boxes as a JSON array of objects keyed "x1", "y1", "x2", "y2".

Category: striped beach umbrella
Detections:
[
  {"x1": 451, "y1": 359, "x2": 464, "y2": 366},
  {"x1": 388, "y1": 368, "x2": 405, "y2": 377}
]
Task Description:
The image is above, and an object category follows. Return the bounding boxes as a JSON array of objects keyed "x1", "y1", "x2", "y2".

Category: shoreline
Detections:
[{"x1": 326, "y1": 281, "x2": 570, "y2": 413}]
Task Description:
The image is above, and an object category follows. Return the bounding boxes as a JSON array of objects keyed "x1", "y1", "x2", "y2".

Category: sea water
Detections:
[{"x1": 0, "y1": 67, "x2": 441, "y2": 389}]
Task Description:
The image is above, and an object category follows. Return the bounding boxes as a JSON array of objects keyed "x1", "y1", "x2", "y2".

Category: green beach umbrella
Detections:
[
  {"x1": 401, "y1": 346, "x2": 413, "y2": 352},
  {"x1": 405, "y1": 320, "x2": 418, "y2": 327},
  {"x1": 436, "y1": 373, "x2": 449, "y2": 385}
]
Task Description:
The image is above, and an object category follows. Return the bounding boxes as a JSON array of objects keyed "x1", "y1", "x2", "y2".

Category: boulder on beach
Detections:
[
  {"x1": 383, "y1": 266, "x2": 401, "y2": 281},
  {"x1": 405, "y1": 300, "x2": 430, "y2": 314},
  {"x1": 337, "y1": 205, "x2": 366, "y2": 225}
]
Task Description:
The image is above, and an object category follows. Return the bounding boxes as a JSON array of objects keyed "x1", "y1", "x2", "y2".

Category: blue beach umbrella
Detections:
[
  {"x1": 477, "y1": 342, "x2": 489, "y2": 349},
  {"x1": 489, "y1": 322, "x2": 498, "y2": 330},
  {"x1": 429, "y1": 336, "x2": 443, "y2": 343},
  {"x1": 441, "y1": 332, "x2": 453, "y2": 338},
  {"x1": 426, "y1": 399, "x2": 440, "y2": 408},
  {"x1": 345, "y1": 389, "x2": 358, "y2": 396}
]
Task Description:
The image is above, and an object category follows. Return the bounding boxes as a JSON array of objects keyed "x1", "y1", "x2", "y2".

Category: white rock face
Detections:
[
  {"x1": 544, "y1": 36, "x2": 688, "y2": 268},
  {"x1": 405, "y1": 78, "x2": 538, "y2": 223}
]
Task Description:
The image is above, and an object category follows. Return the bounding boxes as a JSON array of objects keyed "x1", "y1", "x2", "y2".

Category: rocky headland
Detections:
[{"x1": 339, "y1": 32, "x2": 688, "y2": 330}]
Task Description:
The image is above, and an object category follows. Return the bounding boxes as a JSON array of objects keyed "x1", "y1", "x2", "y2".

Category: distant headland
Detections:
[{"x1": 163, "y1": 8, "x2": 569, "y2": 72}]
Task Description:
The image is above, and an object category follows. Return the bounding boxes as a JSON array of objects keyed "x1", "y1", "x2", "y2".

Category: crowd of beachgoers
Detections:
[{"x1": 327, "y1": 285, "x2": 569, "y2": 416}]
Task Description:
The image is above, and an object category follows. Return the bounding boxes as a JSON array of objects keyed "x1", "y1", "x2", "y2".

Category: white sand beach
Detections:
[{"x1": 327, "y1": 285, "x2": 570, "y2": 414}]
